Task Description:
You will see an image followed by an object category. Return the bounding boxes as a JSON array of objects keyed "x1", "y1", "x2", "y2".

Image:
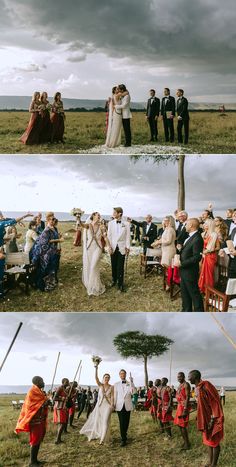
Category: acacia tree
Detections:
[
  {"x1": 113, "y1": 331, "x2": 173, "y2": 387},
  {"x1": 131, "y1": 154, "x2": 186, "y2": 210}
]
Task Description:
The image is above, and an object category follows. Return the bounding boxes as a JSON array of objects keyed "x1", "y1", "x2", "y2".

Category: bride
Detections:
[
  {"x1": 80, "y1": 362, "x2": 114, "y2": 444},
  {"x1": 105, "y1": 86, "x2": 124, "y2": 148},
  {"x1": 78, "y1": 212, "x2": 108, "y2": 296}
]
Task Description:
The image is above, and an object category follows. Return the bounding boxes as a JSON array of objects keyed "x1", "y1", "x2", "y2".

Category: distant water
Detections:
[
  {"x1": 3, "y1": 212, "x2": 162, "y2": 223},
  {"x1": 0, "y1": 384, "x2": 97, "y2": 394}
]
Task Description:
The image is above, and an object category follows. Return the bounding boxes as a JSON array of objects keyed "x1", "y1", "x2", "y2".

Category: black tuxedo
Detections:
[
  {"x1": 132, "y1": 220, "x2": 157, "y2": 253},
  {"x1": 224, "y1": 218, "x2": 233, "y2": 235},
  {"x1": 176, "y1": 223, "x2": 188, "y2": 246},
  {"x1": 177, "y1": 97, "x2": 189, "y2": 144},
  {"x1": 179, "y1": 231, "x2": 204, "y2": 311},
  {"x1": 227, "y1": 227, "x2": 236, "y2": 278},
  {"x1": 146, "y1": 97, "x2": 160, "y2": 140},
  {"x1": 161, "y1": 95, "x2": 176, "y2": 142}
]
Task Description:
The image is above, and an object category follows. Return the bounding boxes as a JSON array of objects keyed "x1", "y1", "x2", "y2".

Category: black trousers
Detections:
[
  {"x1": 177, "y1": 118, "x2": 189, "y2": 144},
  {"x1": 122, "y1": 119, "x2": 131, "y2": 146},
  {"x1": 180, "y1": 272, "x2": 204, "y2": 312},
  {"x1": 111, "y1": 247, "x2": 125, "y2": 287},
  {"x1": 163, "y1": 117, "x2": 174, "y2": 142},
  {"x1": 228, "y1": 258, "x2": 236, "y2": 278},
  {"x1": 148, "y1": 117, "x2": 158, "y2": 140},
  {"x1": 117, "y1": 405, "x2": 131, "y2": 441}
]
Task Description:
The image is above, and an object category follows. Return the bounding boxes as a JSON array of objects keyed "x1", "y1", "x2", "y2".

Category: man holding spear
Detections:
[
  {"x1": 53, "y1": 377, "x2": 70, "y2": 444},
  {"x1": 15, "y1": 376, "x2": 50, "y2": 467},
  {"x1": 174, "y1": 372, "x2": 191, "y2": 450}
]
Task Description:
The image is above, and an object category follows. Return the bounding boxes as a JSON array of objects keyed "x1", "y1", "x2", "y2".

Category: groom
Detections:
[
  {"x1": 115, "y1": 84, "x2": 132, "y2": 147},
  {"x1": 114, "y1": 369, "x2": 136, "y2": 446},
  {"x1": 107, "y1": 207, "x2": 130, "y2": 292}
]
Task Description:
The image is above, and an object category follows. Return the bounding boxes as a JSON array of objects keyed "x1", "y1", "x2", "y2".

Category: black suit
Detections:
[
  {"x1": 177, "y1": 97, "x2": 189, "y2": 144},
  {"x1": 227, "y1": 227, "x2": 236, "y2": 278},
  {"x1": 146, "y1": 97, "x2": 160, "y2": 140},
  {"x1": 176, "y1": 223, "x2": 188, "y2": 246},
  {"x1": 179, "y1": 231, "x2": 204, "y2": 311},
  {"x1": 224, "y1": 218, "x2": 233, "y2": 235},
  {"x1": 161, "y1": 95, "x2": 176, "y2": 142},
  {"x1": 131, "y1": 220, "x2": 157, "y2": 253}
]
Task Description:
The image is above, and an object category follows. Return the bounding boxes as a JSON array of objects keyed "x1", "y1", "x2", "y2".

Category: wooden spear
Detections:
[{"x1": 0, "y1": 322, "x2": 23, "y2": 373}]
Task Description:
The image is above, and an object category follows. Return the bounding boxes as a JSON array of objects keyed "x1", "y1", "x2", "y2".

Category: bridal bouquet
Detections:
[
  {"x1": 70, "y1": 208, "x2": 85, "y2": 217},
  {"x1": 92, "y1": 355, "x2": 102, "y2": 367}
]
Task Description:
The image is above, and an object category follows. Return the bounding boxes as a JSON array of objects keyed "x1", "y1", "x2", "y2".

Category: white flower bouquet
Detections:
[
  {"x1": 70, "y1": 208, "x2": 85, "y2": 217},
  {"x1": 92, "y1": 355, "x2": 102, "y2": 367}
]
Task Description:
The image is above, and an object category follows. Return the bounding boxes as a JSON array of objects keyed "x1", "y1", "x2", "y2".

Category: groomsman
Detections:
[
  {"x1": 129, "y1": 214, "x2": 157, "y2": 254},
  {"x1": 161, "y1": 88, "x2": 175, "y2": 142},
  {"x1": 176, "y1": 89, "x2": 189, "y2": 144},
  {"x1": 108, "y1": 207, "x2": 130, "y2": 292},
  {"x1": 146, "y1": 89, "x2": 160, "y2": 141}
]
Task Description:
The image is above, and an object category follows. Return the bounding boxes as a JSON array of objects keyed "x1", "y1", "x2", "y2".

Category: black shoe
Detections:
[
  {"x1": 118, "y1": 285, "x2": 125, "y2": 293},
  {"x1": 111, "y1": 281, "x2": 117, "y2": 287},
  {"x1": 121, "y1": 440, "x2": 127, "y2": 447},
  {"x1": 150, "y1": 138, "x2": 154, "y2": 142},
  {"x1": 124, "y1": 144, "x2": 131, "y2": 147}
]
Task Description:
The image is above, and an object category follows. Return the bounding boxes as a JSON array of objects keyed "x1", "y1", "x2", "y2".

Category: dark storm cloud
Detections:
[
  {"x1": 3, "y1": 0, "x2": 236, "y2": 73},
  {"x1": 1, "y1": 313, "x2": 236, "y2": 381}
]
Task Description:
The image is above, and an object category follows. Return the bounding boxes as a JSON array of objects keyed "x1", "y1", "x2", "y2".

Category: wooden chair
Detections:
[
  {"x1": 216, "y1": 264, "x2": 228, "y2": 291},
  {"x1": 12, "y1": 400, "x2": 20, "y2": 409},
  {"x1": 140, "y1": 248, "x2": 163, "y2": 278},
  {"x1": 4, "y1": 252, "x2": 32, "y2": 295},
  {"x1": 205, "y1": 278, "x2": 236, "y2": 312}
]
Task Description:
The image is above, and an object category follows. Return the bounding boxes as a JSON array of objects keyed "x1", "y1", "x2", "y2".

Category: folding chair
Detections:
[
  {"x1": 205, "y1": 278, "x2": 236, "y2": 312},
  {"x1": 140, "y1": 248, "x2": 163, "y2": 278}
]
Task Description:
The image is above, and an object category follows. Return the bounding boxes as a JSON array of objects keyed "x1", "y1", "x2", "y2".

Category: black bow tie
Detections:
[
  {"x1": 122, "y1": 381, "x2": 126, "y2": 384},
  {"x1": 116, "y1": 220, "x2": 121, "y2": 224}
]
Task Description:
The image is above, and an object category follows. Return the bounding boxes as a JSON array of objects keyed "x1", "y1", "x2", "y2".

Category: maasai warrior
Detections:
[
  {"x1": 53, "y1": 378, "x2": 70, "y2": 444},
  {"x1": 68, "y1": 381, "x2": 78, "y2": 428},
  {"x1": 174, "y1": 372, "x2": 191, "y2": 450},
  {"x1": 155, "y1": 379, "x2": 164, "y2": 432},
  {"x1": 15, "y1": 376, "x2": 49, "y2": 467},
  {"x1": 188, "y1": 370, "x2": 224, "y2": 467},
  {"x1": 161, "y1": 377, "x2": 173, "y2": 438},
  {"x1": 145, "y1": 381, "x2": 157, "y2": 422}
]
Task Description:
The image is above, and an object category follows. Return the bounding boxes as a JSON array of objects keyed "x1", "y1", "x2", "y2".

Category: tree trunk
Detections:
[
  {"x1": 144, "y1": 356, "x2": 148, "y2": 387},
  {"x1": 178, "y1": 154, "x2": 185, "y2": 210}
]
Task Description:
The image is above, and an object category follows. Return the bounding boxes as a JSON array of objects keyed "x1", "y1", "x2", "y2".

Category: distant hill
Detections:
[{"x1": 0, "y1": 96, "x2": 236, "y2": 111}]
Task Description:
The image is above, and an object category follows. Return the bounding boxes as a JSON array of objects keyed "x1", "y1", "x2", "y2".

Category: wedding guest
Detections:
[
  {"x1": 77, "y1": 389, "x2": 87, "y2": 419},
  {"x1": 53, "y1": 378, "x2": 70, "y2": 444},
  {"x1": 176, "y1": 211, "x2": 189, "y2": 248},
  {"x1": 15, "y1": 376, "x2": 49, "y2": 467},
  {"x1": 129, "y1": 214, "x2": 157, "y2": 254},
  {"x1": 202, "y1": 208, "x2": 214, "y2": 221},
  {"x1": 146, "y1": 89, "x2": 160, "y2": 141},
  {"x1": 176, "y1": 89, "x2": 189, "y2": 145},
  {"x1": 24, "y1": 221, "x2": 38, "y2": 253},
  {"x1": 161, "y1": 88, "x2": 175, "y2": 143},
  {"x1": 51, "y1": 92, "x2": 65, "y2": 143},
  {"x1": 74, "y1": 214, "x2": 82, "y2": 246},
  {"x1": 219, "y1": 386, "x2": 225, "y2": 406},
  {"x1": 37, "y1": 213, "x2": 45, "y2": 231},
  {"x1": 179, "y1": 218, "x2": 204, "y2": 311},
  {"x1": 52, "y1": 218, "x2": 62, "y2": 283},
  {"x1": 161, "y1": 377, "x2": 173, "y2": 438},
  {"x1": 35, "y1": 215, "x2": 44, "y2": 235},
  {"x1": 20, "y1": 92, "x2": 42, "y2": 145},
  {"x1": 223, "y1": 210, "x2": 236, "y2": 278},
  {"x1": 39, "y1": 92, "x2": 52, "y2": 143},
  {"x1": 188, "y1": 370, "x2": 224, "y2": 467},
  {"x1": 214, "y1": 217, "x2": 228, "y2": 247},
  {"x1": 224, "y1": 208, "x2": 234, "y2": 234},
  {"x1": 198, "y1": 219, "x2": 219, "y2": 294},
  {"x1": 174, "y1": 372, "x2": 191, "y2": 450},
  {"x1": 4, "y1": 225, "x2": 21, "y2": 253},
  {"x1": 152, "y1": 215, "x2": 176, "y2": 268}
]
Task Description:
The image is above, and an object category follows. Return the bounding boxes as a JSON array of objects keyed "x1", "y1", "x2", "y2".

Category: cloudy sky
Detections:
[
  {"x1": 0, "y1": 155, "x2": 235, "y2": 218},
  {"x1": 0, "y1": 312, "x2": 235, "y2": 388},
  {"x1": 1, "y1": 0, "x2": 236, "y2": 102}
]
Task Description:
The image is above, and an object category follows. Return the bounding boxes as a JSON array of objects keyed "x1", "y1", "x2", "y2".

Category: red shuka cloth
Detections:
[
  {"x1": 15, "y1": 385, "x2": 47, "y2": 434},
  {"x1": 197, "y1": 380, "x2": 224, "y2": 447},
  {"x1": 174, "y1": 384, "x2": 191, "y2": 428}
]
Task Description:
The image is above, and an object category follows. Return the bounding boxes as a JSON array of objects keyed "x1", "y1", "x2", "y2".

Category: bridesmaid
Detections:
[
  {"x1": 51, "y1": 92, "x2": 65, "y2": 143},
  {"x1": 20, "y1": 91, "x2": 41, "y2": 144},
  {"x1": 198, "y1": 219, "x2": 219, "y2": 294},
  {"x1": 39, "y1": 91, "x2": 52, "y2": 143}
]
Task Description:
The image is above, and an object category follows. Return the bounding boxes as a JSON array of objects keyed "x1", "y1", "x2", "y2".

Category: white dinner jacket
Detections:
[
  {"x1": 107, "y1": 219, "x2": 130, "y2": 255},
  {"x1": 115, "y1": 94, "x2": 132, "y2": 119},
  {"x1": 114, "y1": 380, "x2": 135, "y2": 412}
]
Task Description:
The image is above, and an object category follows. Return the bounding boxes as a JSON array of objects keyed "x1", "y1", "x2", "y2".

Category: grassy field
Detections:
[
  {"x1": 0, "y1": 392, "x2": 235, "y2": 467},
  {"x1": 0, "y1": 111, "x2": 235, "y2": 154},
  {"x1": 0, "y1": 222, "x2": 180, "y2": 312}
]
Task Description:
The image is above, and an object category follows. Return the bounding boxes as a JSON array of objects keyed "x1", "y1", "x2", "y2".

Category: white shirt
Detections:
[
  {"x1": 183, "y1": 230, "x2": 197, "y2": 245},
  {"x1": 146, "y1": 223, "x2": 151, "y2": 234}
]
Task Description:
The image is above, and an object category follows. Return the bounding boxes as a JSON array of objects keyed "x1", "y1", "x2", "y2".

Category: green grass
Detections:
[
  {"x1": 0, "y1": 393, "x2": 235, "y2": 466},
  {"x1": 0, "y1": 223, "x2": 180, "y2": 312},
  {"x1": 0, "y1": 111, "x2": 236, "y2": 153}
]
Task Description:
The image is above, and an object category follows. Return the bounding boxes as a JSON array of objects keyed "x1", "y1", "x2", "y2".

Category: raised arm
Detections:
[{"x1": 95, "y1": 366, "x2": 102, "y2": 387}]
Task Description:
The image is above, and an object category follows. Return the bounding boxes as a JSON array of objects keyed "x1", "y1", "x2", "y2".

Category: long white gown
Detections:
[
  {"x1": 105, "y1": 97, "x2": 122, "y2": 148},
  {"x1": 82, "y1": 224, "x2": 106, "y2": 296},
  {"x1": 80, "y1": 385, "x2": 113, "y2": 443}
]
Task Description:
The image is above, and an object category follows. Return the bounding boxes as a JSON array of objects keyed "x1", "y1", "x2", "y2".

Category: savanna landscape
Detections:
[
  {"x1": 0, "y1": 392, "x2": 235, "y2": 467},
  {"x1": 0, "y1": 222, "x2": 180, "y2": 313},
  {"x1": 0, "y1": 111, "x2": 235, "y2": 154}
]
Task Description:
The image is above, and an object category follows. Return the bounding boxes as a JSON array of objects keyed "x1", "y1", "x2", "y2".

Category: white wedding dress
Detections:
[
  {"x1": 80, "y1": 385, "x2": 113, "y2": 443},
  {"x1": 82, "y1": 223, "x2": 106, "y2": 296},
  {"x1": 105, "y1": 97, "x2": 122, "y2": 148}
]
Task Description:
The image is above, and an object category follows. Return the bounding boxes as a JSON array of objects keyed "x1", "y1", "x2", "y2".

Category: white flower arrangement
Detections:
[
  {"x1": 92, "y1": 355, "x2": 102, "y2": 367},
  {"x1": 70, "y1": 208, "x2": 85, "y2": 217}
]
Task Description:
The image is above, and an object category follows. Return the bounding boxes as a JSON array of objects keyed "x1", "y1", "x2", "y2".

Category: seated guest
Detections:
[
  {"x1": 24, "y1": 221, "x2": 38, "y2": 253},
  {"x1": 129, "y1": 214, "x2": 157, "y2": 254},
  {"x1": 4, "y1": 225, "x2": 21, "y2": 253},
  {"x1": 198, "y1": 219, "x2": 219, "y2": 294}
]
